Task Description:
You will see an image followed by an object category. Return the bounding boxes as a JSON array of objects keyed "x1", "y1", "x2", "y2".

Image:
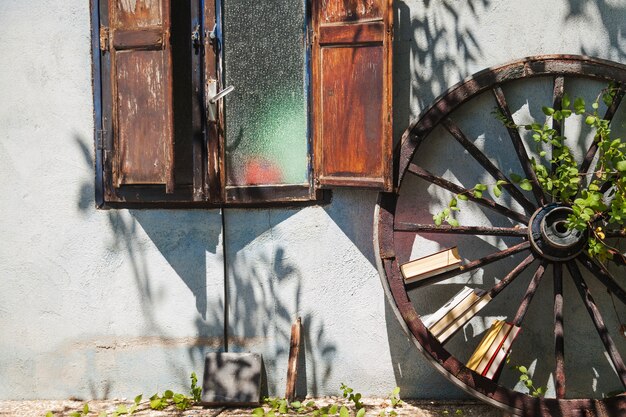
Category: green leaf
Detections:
[
  {"x1": 542, "y1": 106, "x2": 555, "y2": 116},
  {"x1": 574, "y1": 98, "x2": 586, "y2": 114},
  {"x1": 83, "y1": 404, "x2": 90, "y2": 415},
  {"x1": 457, "y1": 194, "x2": 469, "y2": 201},
  {"x1": 253, "y1": 407, "x2": 266, "y2": 417},
  {"x1": 340, "y1": 406, "x2": 350, "y2": 417},
  {"x1": 307, "y1": 401, "x2": 317, "y2": 408},
  {"x1": 519, "y1": 180, "x2": 533, "y2": 191},
  {"x1": 356, "y1": 408, "x2": 366, "y2": 417},
  {"x1": 70, "y1": 413, "x2": 81, "y2": 417},
  {"x1": 493, "y1": 185, "x2": 502, "y2": 198},
  {"x1": 99, "y1": 412, "x2": 108, "y2": 417},
  {"x1": 510, "y1": 173, "x2": 522, "y2": 183},
  {"x1": 116, "y1": 404, "x2": 128, "y2": 415},
  {"x1": 279, "y1": 400, "x2": 288, "y2": 414},
  {"x1": 562, "y1": 93, "x2": 571, "y2": 109},
  {"x1": 616, "y1": 160, "x2": 626, "y2": 172},
  {"x1": 447, "y1": 218, "x2": 459, "y2": 227},
  {"x1": 134, "y1": 394, "x2": 142, "y2": 405},
  {"x1": 518, "y1": 365, "x2": 528, "y2": 374},
  {"x1": 163, "y1": 390, "x2": 174, "y2": 399},
  {"x1": 585, "y1": 115, "x2": 596, "y2": 125},
  {"x1": 291, "y1": 401, "x2": 302, "y2": 409},
  {"x1": 473, "y1": 190, "x2": 483, "y2": 198},
  {"x1": 592, "y1": 101, "x2": 599, "y2": 110},
  {"x1": 329, "y1": 404, "x2": 338, "y2": 414},
  {"x1": 392, "y1": 386, "x2": 400, "y2": 396},
  {"x1": 45, "y1": 412, "x2": 55, "y2": 417}
]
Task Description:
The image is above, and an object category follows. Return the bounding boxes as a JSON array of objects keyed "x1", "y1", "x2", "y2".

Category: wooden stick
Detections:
[
  {"x1": 553, "y1": 263, "x2": 566, "y2": 399},
  {"x1": 285, "y1": 317, "x2": 302, "y2": 401},
  {"x1": 394, "y1": 222, "x2": 528, "y2": 236}
]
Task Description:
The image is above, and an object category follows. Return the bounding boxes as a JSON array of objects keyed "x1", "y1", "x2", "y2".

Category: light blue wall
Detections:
[{"x1": 1, "y1": 0, "x2": 625, "y2": 401}]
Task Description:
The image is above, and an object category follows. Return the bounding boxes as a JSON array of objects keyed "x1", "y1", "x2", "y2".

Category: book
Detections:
[
  {"x1": 483, "y1": 324, "x2": 521, "y2": 379},
  {"x1": 421, "y1": 286, "x2": 474, "y2": 329},
  {"x1": 429, "y1": 288, "x2": 486, "y2": 336},
  {"x1": 435, "y1": 292, "x2": 493, "y2": 343},
  {"x1": 474, "y1": 321, "x2": 512, "y2": 375},
  {"x1": 466, "y1": 320, "x2": 506, "y2": 372},
  {"x1": 401, "y1": 247, "x2": 462, "y2": 284}
]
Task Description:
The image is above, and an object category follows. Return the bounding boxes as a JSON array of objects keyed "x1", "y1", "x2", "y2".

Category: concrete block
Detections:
[{"x1": 201, "y1": 352, "x2": 263, "y2": 405}]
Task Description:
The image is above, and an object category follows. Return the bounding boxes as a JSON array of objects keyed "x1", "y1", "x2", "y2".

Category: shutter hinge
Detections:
[
  {"x1": 96, "y1": 129, "x2": 111, "y2": 151},
  {"x1": 99, "y1": 26, "x2": 110, "y2": 51}
]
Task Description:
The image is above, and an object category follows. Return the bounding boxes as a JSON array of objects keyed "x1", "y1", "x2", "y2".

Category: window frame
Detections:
[{"x1": 90, "y1": 0, "x2": 390, "y2": 209}]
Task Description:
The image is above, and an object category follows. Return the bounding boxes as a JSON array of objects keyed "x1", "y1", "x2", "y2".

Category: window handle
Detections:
[{"x1": 209, "y1": 85, "x2": 235, "y2": 104}]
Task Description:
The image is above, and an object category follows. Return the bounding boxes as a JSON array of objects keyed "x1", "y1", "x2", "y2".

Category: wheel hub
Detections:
[{"x1": 529, "y1": 203, "x2": 587, "y2": 261}]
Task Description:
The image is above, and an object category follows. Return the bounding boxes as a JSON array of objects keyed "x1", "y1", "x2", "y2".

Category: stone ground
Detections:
[{"x1": 0, "y1": 398, "x2": 507, "y2": 417}]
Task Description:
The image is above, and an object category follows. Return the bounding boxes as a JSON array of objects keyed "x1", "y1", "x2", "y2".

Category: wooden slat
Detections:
[
  {"x1": 578, "y1": 254, "x2": 626, "y2": 305},
  {"x1": 285, "y1": 317, "x2": 302, "y2": 401},
  {"x1": 492, "y1": 86, "x2": 547, "y2": 206},
  {"x1": 488, "y1": 253, "x2": 535, "y2": 298},
  {"x1": 394, "y1": 222, "x2": 528, "y2": 236},
  {"x1": 567, "y1": 262, "x2": 626, "y2": 390},
  {"x1": 312, "y1": 0, "x2": 393, "y2": 191},
  {"x1": 551, "y1": 76, "x2": 564, "y2": 174},
  {"x1": 442, "y1": 118, "x2": 536, "y2": 213},
  {"x1": 318, "y1": 22, "x2": 384, "y2": 45},
  {"x1": 407, "y1": 163, "x2": 529, "y2": 224},
  {"x1": 112, "y1": 28, "x2": 163, "y2": 49},
  {"x1": 513, "y1": 261, "x2": 548, "y2": 326},
  {"x1": 553, "y1": 263, "x2": 566, "y2": 399}
]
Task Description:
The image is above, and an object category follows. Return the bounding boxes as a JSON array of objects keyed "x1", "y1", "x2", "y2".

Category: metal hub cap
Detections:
[{"x1": 529, "y1": 204, "x2": 587, "y2": 261}]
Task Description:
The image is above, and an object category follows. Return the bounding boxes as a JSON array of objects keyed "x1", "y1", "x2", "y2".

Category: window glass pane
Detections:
[{"x1": 223, "y1": 0, "x2": 309, "y2": 186}]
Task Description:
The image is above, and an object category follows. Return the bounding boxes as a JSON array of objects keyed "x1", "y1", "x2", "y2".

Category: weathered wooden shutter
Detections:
[
  {"x1": 105, "y1": 0, "x2": 175, "y2": 193},
  {"x1": 312, "y1": 0, "x2": 393, "y2": 191}
]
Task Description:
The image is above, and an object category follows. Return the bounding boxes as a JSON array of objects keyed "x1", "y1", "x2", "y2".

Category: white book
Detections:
[
  {"x1": 421, "y1": 286, "x2": 474, "y2": 329},
  {"x1": 436, "y1": 293, "x2": 492, "y2": 343}
]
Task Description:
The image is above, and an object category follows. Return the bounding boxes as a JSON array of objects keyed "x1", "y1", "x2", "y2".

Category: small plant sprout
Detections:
[{"x1": 513, "y1": 364, "x2": 546, "y2": 398}]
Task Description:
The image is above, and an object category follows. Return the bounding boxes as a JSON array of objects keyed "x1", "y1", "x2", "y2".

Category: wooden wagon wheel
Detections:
[{"x1": 375, "y1": 55, "x2": 626, "y2": 417}]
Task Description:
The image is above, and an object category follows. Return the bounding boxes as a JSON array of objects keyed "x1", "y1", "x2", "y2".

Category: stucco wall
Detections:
[{"x1": 1, "y1": 0, "x2": 625, "y2": 401}]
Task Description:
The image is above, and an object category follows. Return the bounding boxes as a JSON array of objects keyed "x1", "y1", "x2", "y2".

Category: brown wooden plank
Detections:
[
  {"x1": 442, "y1": 118, "x2": 536, "y2": 213},
  {"x1": 312, "y1": 0, "x2": 393, "y2": 191},
  {"x1": 551, "y1": 76, "x2": 564, "y2": 173},
  {"x1": 513, "y1": 261, "x2": 548, "y2": 326},
  {"x1": 567, "y1": 261, "x2": 626, "y2": 390},
  {"x1": 578, "y1": 254, "x2": 626, "y2": 305},
  {"x1": 492, "y1": 86, "x2": 547, "y2": 206},
  {"x1": 109, "y1": 0, "x2": 174, "y2": 193},
  {"x1": 112, "y1": 28, "x2": 163, "y2": 49},
  {"x1": 112, "y1": 0, "x2": 162, "y2": 28},
  {"x1": 318, "y1": 22, "x2": 384, "y2": 45},
  {"x1": 285, "y1": 317, "x2": 302, "y2": 402},
  {"x1": 317, "y1": 0, "x2": 384, "y2": 23},
  {"x1": 394, "y1": 222, "x2": 528, "y2": 236},
  {"x1": 488, "y1": 252, "x2": 535, "y2": 298},
  {"x1": 407, "y1": 163, "x2": 530, "y2": 224},
  {"x1": 553, "y1": 262, "x2": 566, "y2": 399}
]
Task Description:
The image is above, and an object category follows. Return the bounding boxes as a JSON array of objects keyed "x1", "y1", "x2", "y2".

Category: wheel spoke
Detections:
[
  {"x1": 512, "y1": 261, "x2": 549, "y2": 326},
  {"x1": 606, "y1": 229, "x2": 626, "y2": 238},
  {"x1": 552, "y1": 76, "x2": 565, "y2": 175},
  {"x1": 492, "y1": 86, "x2": 547, "y2": 206},
  {"x1": 407, "y1": 163, "x2": 529, "y2": 224},
  {"x1": 442, "y1": 118, "x2": 537, "y2": 213},
  {"x1": 566, "y1": 261, "x2": 626, "y2": 390},
  {"x1": 580, "y1": 84, "x2": 625, "y2": 175},
  {"x1": 406, "y1": 241, "x2": 532, "y2": 289},
  {"x1": 488, "y1": 252, "x2": 535, "y2": 298},
  {"x1": 394, "y1": 222, "x2": 528, "y2": 236},
  {"x1": 578, "y1": 254, "x2": 626, "y2": 304},
  {"x1": 553, "y1": 262, "x2": 566, "y2": 399}
]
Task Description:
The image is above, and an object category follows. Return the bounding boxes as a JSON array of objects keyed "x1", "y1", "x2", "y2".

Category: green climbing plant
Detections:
[{"x1": 435, "y1": 83, "x2": 626, "y2": 263}]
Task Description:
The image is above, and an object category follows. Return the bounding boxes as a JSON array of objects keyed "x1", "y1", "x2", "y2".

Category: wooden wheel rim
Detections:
[{"x1": 375, "y1": 55, "x2": 626, "y2": 417}]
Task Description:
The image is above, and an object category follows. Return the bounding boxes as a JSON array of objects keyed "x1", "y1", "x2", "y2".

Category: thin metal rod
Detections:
[
  {"x1": 553, "y1": 262, "x2": 566, "y2": 399},
  {"x1": 407, "y1": 163, "x2": 529, "y2": 224},
  {"x1": 567, "y1": 261, "x2": 626, "y2": 390},
  {"x1": 394, "y1": 222, "x2": 528, "y2": 236},
  {"x1": 221, "y1": 207, "x2": 229, "y2": 352},
  {"x1": 578, "y1": 254, "x2": 626, "y2": 305},
  {"x1": 492, "y1": 86, "x2": 547, "y2": 206},
  {"x1": 442, "y1": 118, "x2": 536, "y2": 214},
  {"x1": 406, "y1": 241, "x2": 532, "y2": 289},
  {"x1": 580, "y1": 85, "x2": 625, "y2": 175},
  {"x1": 488, "y1": 252, "x2": 535, "y2": 298},
  {"x1": 551, "y1": 76, "x2": 564, "y2": 175},
  {"x1": 512, "y1": 261, "x2": 549, "y2": 326}
]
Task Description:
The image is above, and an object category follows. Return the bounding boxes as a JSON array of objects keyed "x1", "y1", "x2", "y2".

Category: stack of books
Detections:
[
  {"x1": 421, "y1": 286, "x2": 492, "y2": 344},
  {"x1": 466, "y1": 319, "x2": 521, "y2": 379},
  {"x1": 400, "y1": 247, "x2": 463, "y2": 285}
]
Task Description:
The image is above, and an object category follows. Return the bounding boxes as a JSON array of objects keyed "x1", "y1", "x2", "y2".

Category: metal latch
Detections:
[
  {"x1": 96, "y1": 129, "x2": 111, "y2": 150},
  {"x1": 206, "y1": 83, "x2": 234, "y2": 122}
]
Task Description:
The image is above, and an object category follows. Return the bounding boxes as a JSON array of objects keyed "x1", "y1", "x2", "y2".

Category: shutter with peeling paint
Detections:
[
  {"x1": 103, "y1": 0, "x2": 175, "y2": 193},
  {"x1": 312, "y1": 0, "x2": 393, "y2": 191}
]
